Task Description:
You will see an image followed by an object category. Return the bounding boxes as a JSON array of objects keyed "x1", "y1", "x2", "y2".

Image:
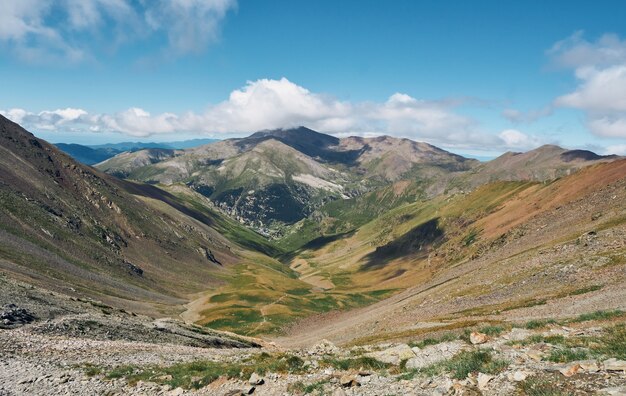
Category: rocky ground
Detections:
[{"x1": 2, "y1": 293, "x2": 626, "y2": 396}]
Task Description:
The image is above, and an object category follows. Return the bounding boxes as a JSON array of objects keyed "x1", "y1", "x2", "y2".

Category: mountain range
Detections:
[
  {"x1": 2, "y1": 114, "x2": 626, "y2": 395},
  {"x1": 96, "y1": 126, "x2": 617, "y2": 242},
  {"x1": 55, "y1": 138, "x2": 218, "y2": 165}
]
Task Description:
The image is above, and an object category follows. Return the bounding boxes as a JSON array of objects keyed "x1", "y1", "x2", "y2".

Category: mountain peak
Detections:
[{"x1": 249, "y1": 126, "x2": 339, "y2": 145}]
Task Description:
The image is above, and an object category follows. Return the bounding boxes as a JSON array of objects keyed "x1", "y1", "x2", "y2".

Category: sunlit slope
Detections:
[{"x1": 278, "y1": 160, "x2": 626, "y2": 345}]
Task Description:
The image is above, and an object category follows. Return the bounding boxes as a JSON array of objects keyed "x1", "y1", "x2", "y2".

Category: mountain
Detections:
[
  {"x1": 54, "y1": 138, "x2": 219, "y2": 165},
  {"x1": 97, "y1": 127, "x2": 620, "y2": 251},
  {"x1": 0, "y1": 114, "x2": 274, "y2": 317},
  {"x1": 90, "y1": 138, "x2": 219, "y2": 151},
  {"x1": 1, "y1": 116, "x2": 396, "y2": 338},
  {"x1": 276, "y1": 158, "x2": 626, "y2": 338},
  {"x1": 55, "y1": 143, "x2": 121, "y2": 165},
  {"x1": 460, "y1": 144, "x2": 619, "y2": 187},
  {"x1": 96, "y1": 127, "x2": 478, "y2": 232}
]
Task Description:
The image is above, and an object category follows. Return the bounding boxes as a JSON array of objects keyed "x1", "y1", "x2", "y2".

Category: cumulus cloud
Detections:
[
  {"x1": 0, "y1": 0, "x2": 236, "y2": 63},
  {"x1": 498, "y1": 129, "x2": 544, "y2": 149},
  {"x1": 1, "y1": 78, "x2": 545, "y2": 152},
  {"x1": 605, "y1": 144, "x2": 626, "y2": 155},
  {"x1": 548, "y1": 31, "x2": 626, "y2": 69},
  {"x1": 550, "y1": 32, "x2": 626, "y2": 138}
]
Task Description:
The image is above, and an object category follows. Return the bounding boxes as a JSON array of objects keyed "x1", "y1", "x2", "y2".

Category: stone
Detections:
[
  {"x1": 470, "y1": 332, "x2": 489, "y2": 345},
  {"x1": 477, "y1": 373, "x2": 494, "y2": 390},
  {"x1": 243, "y1": 386, "x2": 256, "y2": 395},
  {"x1": 598, "y1": 386, "x2": 626, "y2": 396},
  {"x1": 510, "y1": 371, "x2": 529, "y2": 382},
  {"x1": 168, "y1": 387, "x2": 185, "y2": 396},
  {"x1": 526, "y1": 349, "x2": 544, "y2": 362},
  {"x1": 340, "y1": 375, "x2": 360, "y2": 388},
  {"x1": 579, "y1": 360, "x2": 601, "y2": 373},
  {"x1": 365, "y1": 343, "x2": 416, "y2": 365},
  {"x1": 310, "y1": 339, "x2": 339, "y2": 355},
  {"x1": 248, "y1": 373, "x2": 264, "y2": 386},
  {"x1": 603, "y1": 358, "x2": 626, "y2": 372},
  {"x1": 559, "y1": 363, "x2": 581, "y2": 377},
  {"x1": 357, "y1": 375, "x2": 371, "y2": 384},
  {"x1": 332, "y1": 388, "x2": 347, "y2": 396},
  {"x1": 405, "y1": 341, "x2": 465, "y2": 369}
]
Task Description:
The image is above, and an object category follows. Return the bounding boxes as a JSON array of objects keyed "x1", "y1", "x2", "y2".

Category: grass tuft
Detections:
[
  {"x1": 518, "y1": 377, "x2": 567, "y2": 396},
  {"x1": 524, "y1": 319, "x2": 558, "y2": 329},
  {"x1": 408, "y1": 332, "x2": 457, "y2": 348},
  {"x1": 571, "y1": 310, "x2": 624, "y2": 323},
  {"x1": 421, "y1": 349, "x2": 508, "y2": 380},
  {"x1": 321, "y1": 356, "x2": 390, "y2": 371},
  {"x1": 547, "y1": 348, "x2": 589, "y2": 363}
]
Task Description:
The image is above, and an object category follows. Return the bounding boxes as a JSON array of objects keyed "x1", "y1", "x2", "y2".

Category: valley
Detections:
[{"x1": 1, "y1": 115, "x2": 626, "y2": 395}]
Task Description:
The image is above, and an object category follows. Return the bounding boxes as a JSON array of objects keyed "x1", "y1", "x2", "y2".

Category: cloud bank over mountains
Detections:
[{"x1": 1, "y1": 77, "x2": 543, "y2": 152}]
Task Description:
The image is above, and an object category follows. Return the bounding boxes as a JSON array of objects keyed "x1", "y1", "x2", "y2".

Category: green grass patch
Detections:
[
  {"x1": 547, "y1": 348, "x2": 589, "y2": 363},
  {"x1": 595, "y1": 324, "x2": 626, "y2": 359},
  {"x1": 571, "y1": 310, "x2": 624, "y2": 323},
  {"x1": 560, "y1": 285, "x2": 603, "y2": 297},
  {"x1": 479, "y1": 325, "x2": 505, "y2": 336},
  {"x1": 288, "y1": 380, "x2": 327, "y2": 394},
  {"x1": 518, "y1": 377, "x2": 568, "y2": 396},
  {"x1": 524, "y1": 319, "x2": 558, "y2": 329},
  {"x1": 101, "y1": 353, "x2": 307, "y2": 390},
  {"x1": 421, "y1": 349, "x2": 509, "y2": 380},
  {"x1": 321, "y1": 356, "x2": 391, "y2": 371},
  {"x1": 408, "y1": 332, "x2": 458, "y2": 349}
]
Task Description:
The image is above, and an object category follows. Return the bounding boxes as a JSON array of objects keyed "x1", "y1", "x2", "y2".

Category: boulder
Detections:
[
  {"x1": 559, "y1": 363, "x2": 581, "y2": 377},
  {"x1": 509, "y1": 371, "x2": 530, "y2": 382},
  {"x1": 477, "y1": 373, "x2": 494, "y2": 390},
  {"x1": 598, "y1": 386, "x2": 626, "y2": 396},
  {"x1": 405, "y1": 341, "x2": 466, "y2": 369},
  {"x1": 309, "y1": 339, "x2": 339, "y2": 355},
  {"x1": 248, "y1": 373, "x2": 264, "y2": 386},
  {"x1": 469, "y1": 332, "x2": 489, "y2": 345},
  {"x1": 365, "y1": 343, "x2": 415, "y2": 365},
  {"x1": 579, "y1": 360, "x2": 600, "y2": 373},
  {"x1": 340, "y1": 375, "x2": 360, "y2": 388},
  {"x1": 603, "y1": 358, "x2": 626, "y2": 372}
]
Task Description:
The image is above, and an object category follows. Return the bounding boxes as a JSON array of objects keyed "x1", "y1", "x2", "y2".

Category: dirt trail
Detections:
[{"x1": 181, "y1": 291, "x2": 214, "y2": 323}]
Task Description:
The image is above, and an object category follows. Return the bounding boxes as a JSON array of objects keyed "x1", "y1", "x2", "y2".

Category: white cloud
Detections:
[
  {"x1": 548, "y1": 31, "x2": 626, "y2": 69},
  {"x1": 0, "y1": 0, "x2": 236, "y2": 63},
  {"x1": 2, "y1": 78, "x2": 547, "y2": 152},
  {"x1": 498, "y1": 129, "x2": 544, "y2": 149},
  {"x1": 605, "y1": 144, "x2": 626, "y2": 155},
  {"x1": 550, "y1": 33, "x2": 626, "y2": 138},
  {"x1": 145, "y1": 0, "x2": 237, "y2": 55}
]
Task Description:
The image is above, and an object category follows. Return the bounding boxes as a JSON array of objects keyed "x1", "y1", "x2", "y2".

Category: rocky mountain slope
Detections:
[
  {"x1": 96, "y1": 128, "x2": 479, "y2": 232},
  {"x1": 2, "y1": 116, "x2": 626, "y2": 395},
  {"x1": 0, "y1": 114, "x2": 282, "y2": 318},
  {"x1": 459, "y1": 144, "x2": 619, "y2": 187},
  {"x1": 97, "y1": 128, "x2": 617, "y2": 246}
]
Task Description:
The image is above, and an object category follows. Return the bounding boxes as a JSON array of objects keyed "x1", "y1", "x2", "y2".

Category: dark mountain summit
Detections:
[{"x1": 241, "y1": 127, "x2": 364, "y2": 164}]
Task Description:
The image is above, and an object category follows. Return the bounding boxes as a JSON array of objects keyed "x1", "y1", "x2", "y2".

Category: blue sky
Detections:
[{"x1": 1, "y1": 0, "x2": 626, "y2": 157}]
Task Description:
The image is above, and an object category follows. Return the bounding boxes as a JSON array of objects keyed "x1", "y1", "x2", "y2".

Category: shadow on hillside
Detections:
[
  {"x1": 302, "y1": 230, "x2": 356, "y2": 250},
  {"x1": 117, "y1": 180, "x2": 215, "y2": 226},
  {"x1": 278, "y1": 230, "x2": 356, "y2": 263},
  {"x1": 360, "y1": 218, "x2": 444, "y2": 271}
]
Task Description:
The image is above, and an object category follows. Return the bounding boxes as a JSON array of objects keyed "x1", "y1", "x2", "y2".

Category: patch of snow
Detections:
[{"x1": 292, "y1": 174, "x2": 343, "y2": 192}]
